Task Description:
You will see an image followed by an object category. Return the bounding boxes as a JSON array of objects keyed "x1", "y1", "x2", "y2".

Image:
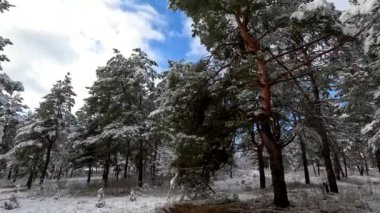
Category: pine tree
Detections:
[{"x1": 75, "y1": 49, "x2": 157, "y2": 187}]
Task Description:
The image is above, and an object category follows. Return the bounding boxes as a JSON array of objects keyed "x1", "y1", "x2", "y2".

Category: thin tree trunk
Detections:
[
  {"x1": 309, "y1": 73, "x2": 338, "y2": 193},
  {"x1": 124, "y1": 140, "x2": 130, "y2": 179},
  {"x1": 257, "y1": 144, "x2": 266, "y2": 189},
  {"x1": 40, "y1": 140, "x2": 54, "y2": 185},
  {"x1": 26, "y1": 158, "x2": 38, "y2": 189},
  {"x1": 103, "y1": 141, "x2": 111, "y2": 187},
  {"x1": 357, "y1": 165, "x2": 364, "y2": 176},
  {"x1": 115, "y1": 155, "x2": 119, "y2": 181},
  {"x1": 299, "y1": 136, "x2": 310, "y2": 184},
  {"x1": 138, "y1": 139, "x2": 144, "y2": 187},
  {"x1": 317, "y1": 161, "x2": 320, "y2": 176},
  {"x1": 342, "y1": 152, "x2": 348, "y2": 177},
  {"x1": 12, "y1": 166, "x2": 19, "y2": 182},
  {"x1": 8, "y1": 165, "x2": 12, "y2": 180},
  {"x1": 87, "y1": 162, "x2": 92, "y2": 184},
  {"x1": 26, "y1": 169, "x2": 34, "y2": 189},
  {"x1": 151, "y1": 141, "x2": 158, "y2": 184},
  {"x1": 333, "y1": 152, "x2": 341, "y2": 181},
  {"x1": 251, "y1": 128, "x2": 265, "y2": 189},
  {"x1": 376, "y1": 149, "x2": 380, "y2": 174},
  {"x1": 57, "y1": 166, "x2": 62, "y2": 181},
  {"x1": 364, "y1": 156, "x2": 369, "y2": 176}
]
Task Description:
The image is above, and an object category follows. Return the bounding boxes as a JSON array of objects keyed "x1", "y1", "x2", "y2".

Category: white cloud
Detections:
[
  {"x1": 182, "y1": 17, "x2": 208, "y2": 59},
  {"x1": 1, "y1": 0, "x2": 165, "y2": 111}
]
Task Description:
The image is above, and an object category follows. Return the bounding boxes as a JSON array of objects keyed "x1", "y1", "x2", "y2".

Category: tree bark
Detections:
[
  {"x1": 342, "y1": 152, "x2": 348, "y2": 177},
  {"x1": 7, "y1": 165, "x2": 12, "y2": 180},
  {"x1": 299, "y1": 136, "x2": 310, "y2": 184},
  {"x1": 236, "y1": 12, "x2": 289, "y2": 207},
  {"x1": 357, "y1": 165, "x2": 364, "y2": 176},
  {"x1": 12, "y1": 166, "x2": 19, "y2": 182},
  {"x1": 151, "y1": 140, "x2": 158, "y2": 184},
  {"x1": 57, "y1": 165, "x2": 62, "y2": 181},
  {"x1": 124, "y1": 140, "x2": 130, "y2": 179},
  {"x1": 115, "y1": 155, "x2": 119, "y2": 181},
  {"x1": 364, "y1": 156, "x2": 369, "y2": 176},
  {"x1": 259, "y1": 120, "x2": 289, "y2": 207},
  {"x1": 376, "y1": 149, "x2": 380, "y2": 174},
  {"x1": 250, "y1": 128, "x2": 265, "y2": 189},
  {"x1": 333, "y1": 152, "x2": 341, "y2": 181},
  {"x1": 40, "y1": 139, "x2": 54, "y2": 185},
  {"x1": 309, "y1": 73, "x2": 338, "y2": 193},
  {"x1": 138, "y1": 139, "x2": 144, "y2": 187},
  {"x1": 87, "y1": 162, "x2": 92, "y2": 184},
  {"x1": 103, "y1": 141, "x2": 111, "y2": 187},
  {"x1": 257, "y1": 144, "x2": 266, "y2": 189},
  {"x1": 26, "y1": 169, "x2": 34, "y2": 189}
]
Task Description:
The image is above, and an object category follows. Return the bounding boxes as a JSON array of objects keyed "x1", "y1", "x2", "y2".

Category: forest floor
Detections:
[{"x1": 0, "y1": 168, "x2": 379, "y2": 212}]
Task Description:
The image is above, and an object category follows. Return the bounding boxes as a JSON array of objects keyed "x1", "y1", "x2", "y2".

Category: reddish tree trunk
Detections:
[
  {"x1": 236, "y1": 13, "x2": 289, "y2": 207},
  {"x1": 260, "y1": 121, "x2": 289, "y2": 207}
]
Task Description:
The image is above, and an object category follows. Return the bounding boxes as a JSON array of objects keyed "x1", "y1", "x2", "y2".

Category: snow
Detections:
[
  {"x1": 340, "y1": 0, "x2": 379, "y2": 22},
  {"x1": 0, "y1": 168, "x2": 378, "y2": 212},
  {"x1": 4, "y1": 196, "x2": 167, "y2": 213},
  {"x1": 291, "y1": 0, "x2": 335, "y2": 21}
]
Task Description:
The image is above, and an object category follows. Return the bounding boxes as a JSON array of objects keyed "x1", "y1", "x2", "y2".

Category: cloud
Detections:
[
  {"x1": 1, "y1": 0, "x2": 166, "y2": 111},
  {"x1": 183, "y1": 18, "x2": 208, "y2": 59}
]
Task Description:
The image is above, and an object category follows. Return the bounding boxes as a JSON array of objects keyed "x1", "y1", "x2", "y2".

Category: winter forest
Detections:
[{"x1": 0, "y1": 0, "x2": 380, "y2": 212}]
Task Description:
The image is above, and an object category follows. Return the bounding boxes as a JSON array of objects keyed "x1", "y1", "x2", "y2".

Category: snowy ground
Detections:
[{"x1": 0, "y1": 168, "x2": 379, "y2": 212}]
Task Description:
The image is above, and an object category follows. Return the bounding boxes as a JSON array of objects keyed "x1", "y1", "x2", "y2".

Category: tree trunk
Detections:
[
  {"x1": 12, "y1": 166, "x2": 19, "y2": 182},
  {"x1": 115, "y1": 155, "x2": 119, "y2": 181},
  {"x1": 236, "y1": 14, "x2": 289, "y2": 207},
  {"x1": 26, "y1": 169, "x2": 34, "y2": 189},
  {"x1": 357, "y1": 165, "x2": 364, "y2": 176},
  {"x1": 342, "y1": 152, "x2": 348, "y2": 177},
  {"x1": 124, "y1": 140, "x2": 130, "y2": 179},
  {"x1": 40, "y1": 140, "x2": 54, "y2": 185},
  {"x1": 138, "y1": 139, "x2": 144, "y2": 187},
  {"x1": 317, "y1": 162, "x2": 320, "y2": 176},
  {"x1": 333, "y1": 153, "x2": 341, "y2": 181},
  {"x1": 364, "y1": 156, "x2": 369, "y2": 176},
  {"x1": 250, "y1": 128, "x2": 266, "y2": 189},
  {"x1": 57, "y1": 166, "x2": 62, "y2": 181},
  {"x1": 103, "y1": 141, "x2": 111, "y2": 187},
  {"x1": 299, "y1": 136, "x2": 310, "y2": 184},
  {"x1": 257, "y1": 144, "x2": 266, "y2": 189},
  {"x1": 376, "y1": 149, "x2": 380, "y2": 174},
  {"x1": 151, "y1": 141, "x2": 158, "y2": 184},
  {"x1": 7, "y1": 165, "x2": 12, "y2": 180},
  {"x1": 259, "y1": 120, "x2": 289, "y2": 207},
  {"x1": 26, "y1": 158, "x2": 38, "y2": 189},
  {"x1": 85, "y1": 163, "x2": 91, "y2": 184},
  {"x1": 309, "y1": 73, "x2": 338, "y2": 193}
]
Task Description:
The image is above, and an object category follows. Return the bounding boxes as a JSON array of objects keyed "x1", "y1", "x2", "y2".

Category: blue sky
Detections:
[{"x1": 1, "y1": 0, "x2": 349, "y2": 111}]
